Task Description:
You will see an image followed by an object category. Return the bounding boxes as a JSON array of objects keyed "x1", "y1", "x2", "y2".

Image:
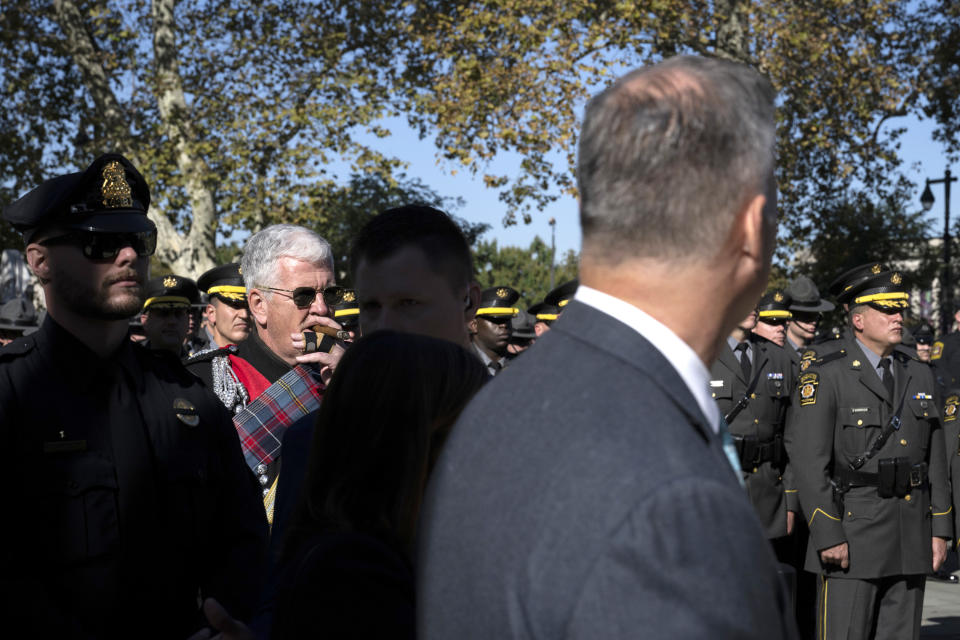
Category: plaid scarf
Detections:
[{"x1": 232, "y1": 364, "x2": 324, "y2": 473}]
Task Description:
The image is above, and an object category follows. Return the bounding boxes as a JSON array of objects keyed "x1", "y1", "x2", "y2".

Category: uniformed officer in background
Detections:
[
  {"x1": 333, "y1": 288, "x2": 359, "y2": 340},
  {"x1": 785, "y1": 264, "x2": 951, "y2": 640},
  {"x1": 710, "y1": 303, "x2": 798, "y2": 556},
  {"x1": 139, "y1": 274, "x2": 199, "y2": 356},
  {"x1": 0, "y1": 153, "x2": 267, "y2": 638},
  {"x1": 197, "y1": 262, "x2": 251, "y2": 351},
  {"x1": 469, "y1": 286, "x2": 520, "y2": 376},
  {"x1": 752, "y1": 289, "x2": 792, "y2": 347},
  {"x1": 0, "y1": 296, "x2": 39, "y2": 345}
]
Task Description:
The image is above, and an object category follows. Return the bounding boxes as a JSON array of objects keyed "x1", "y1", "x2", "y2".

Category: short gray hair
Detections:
[
  {"x1": 578, "y1": 55, "x2": 776, "y2": 264},
  {"x1": 241, "y1": 224, "x2": 334, "y2": 291}
]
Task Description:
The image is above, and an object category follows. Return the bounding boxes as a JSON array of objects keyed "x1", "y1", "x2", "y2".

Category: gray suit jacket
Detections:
[{"x1": 417, "y1": 301, "x2": 798, "y2": 639}]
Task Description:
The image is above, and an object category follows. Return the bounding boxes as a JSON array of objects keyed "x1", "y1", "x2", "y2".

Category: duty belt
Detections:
[
  {"x1": 834, "y1": 458, "x2": 927, "y2": 498},
  {"x1": 731, "y1": 433, "x2": 784, "y2": 469}
]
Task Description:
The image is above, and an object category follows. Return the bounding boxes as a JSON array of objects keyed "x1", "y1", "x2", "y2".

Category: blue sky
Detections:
[{"x1": 363, "y1": 111, "x2": 955, "y2": 258}]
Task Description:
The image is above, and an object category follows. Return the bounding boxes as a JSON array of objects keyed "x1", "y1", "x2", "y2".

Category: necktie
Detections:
[
  {"x1": 879, "y1": 358, "x2": 894, "y2": 398},
  {"x1": 735, "y1": 342, "x2": 751, "y2": 381}
]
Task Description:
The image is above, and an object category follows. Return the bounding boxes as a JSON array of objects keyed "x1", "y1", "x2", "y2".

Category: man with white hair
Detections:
[{"x1": 186, "y1": 224, "x2": 344, "y2": 511}]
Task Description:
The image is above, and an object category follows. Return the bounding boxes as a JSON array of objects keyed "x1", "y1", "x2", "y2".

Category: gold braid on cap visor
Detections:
[
  {"x1": 207, "y1": 285, "x2": 247, "y2": 302},
  {"x1": 476, "y1": 307, "x2": 519, "y2": 316},
  {"x1": 143, "y1": 295, "x2": 190, "y2": 310},
  {"x1": 758, "y1": 309, "x2": 793, "y2": 319},
  {"x1": 334, "y1": 308, "x2": 359, "y2": 318},
  {"x1": 854, "y1": 291, "x2": 910, "y2": 309}
]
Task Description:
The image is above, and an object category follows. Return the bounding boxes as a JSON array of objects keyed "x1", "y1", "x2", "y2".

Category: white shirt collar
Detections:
[{"x1": 575, "y1": 285, "x2": 721, "y2": 433}]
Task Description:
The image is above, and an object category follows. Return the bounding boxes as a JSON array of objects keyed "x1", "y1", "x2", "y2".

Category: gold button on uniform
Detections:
[
  {"x1": 754, "y1": 419, "x2": 759, "y2": 424},
  {"x1": 750, "y1": 393, "x2": 757, "y2": 399},
  {"x1": 905, "y1": 495, "x2": 912, "y2": 502},
  {"x1": 857, "y1": 419, "x2": 863, "y2": 426},
  {"x1": 900, "y1": 439, "x2": 907, "y2": 446}
]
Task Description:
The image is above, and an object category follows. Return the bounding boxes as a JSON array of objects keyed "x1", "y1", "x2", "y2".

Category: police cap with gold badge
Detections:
[
  {"x1": 544, "y1": 279, "x2": 578, "y2": 310},
  {"x1": 2, "y1": 153, "x2": 155, "y2": 243},
  {"x1": 142, "y1": 275, "x2": 199, "y2": 312},
  {"x1": 197, "y1": 263, "x2": 247, "y2": 309},
  {"x1": 757, "y1": 290, "x2": 793, "y2": 323},
  {"x1": 833, "y1": 266, "x2": 909, "y2": 310},
  {"x1": 333, "y1": 289, "x2": 359, "y2": 331},
  {"x1": 827, "y1": 262, "x2": 887, "y2": 300},
  {"x1": 476, "y1": 286, "x2": 520, "y2": 319}
]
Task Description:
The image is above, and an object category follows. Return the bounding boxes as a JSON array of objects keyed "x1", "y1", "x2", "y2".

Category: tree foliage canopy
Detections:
[{"x1": 0, "y1": 0, "x2": 957, "y2": 278}]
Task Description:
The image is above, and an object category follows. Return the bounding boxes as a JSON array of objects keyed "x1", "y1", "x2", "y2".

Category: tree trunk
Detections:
[{"x1": 53, "y1": 0, "x2": 218, "y2": 278}]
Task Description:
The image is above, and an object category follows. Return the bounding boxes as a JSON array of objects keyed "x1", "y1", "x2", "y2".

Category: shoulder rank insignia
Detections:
[
  {"x1": 932, "y1": 341, "x2": 944, "y2": 360},
  {"x1": 800, "y1": 349, "x2": 817, "y2": 371},
  {"x1": 945, "y1": 395, "x2": 959, "y2": 423},
  {"x1": 799, "y1": 372, "x2": 819, "y2": 406}
]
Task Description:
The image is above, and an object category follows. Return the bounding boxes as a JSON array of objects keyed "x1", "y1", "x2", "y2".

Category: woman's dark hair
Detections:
[{"x1": 283, "y1": 330, "x2": 487, "y2": 559}]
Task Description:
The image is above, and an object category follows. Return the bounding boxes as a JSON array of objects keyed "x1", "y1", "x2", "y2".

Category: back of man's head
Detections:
[
  {"x1": 349, "y1": 205, "x2": 474, "y2": 292},
  {"x1": 578, "y1": 55, "x2": 776, "y2": 266}
]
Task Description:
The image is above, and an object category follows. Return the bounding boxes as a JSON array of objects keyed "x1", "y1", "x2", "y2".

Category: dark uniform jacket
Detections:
[
  {"x1": 785, "y1": 338, "x2": 952, "y2": 579},
  {"x1": 710, "y1": 335, "x2": 797, "y2": 538},
  {"x1": 931, "y1": 331, "x2": 960, "y2": 387},
  {"x1": 939, "y1": 386, "x2": 960, "y2": 550},
  {"x1": 0, "y1": 317, "x2": 268, "y2": 638}
]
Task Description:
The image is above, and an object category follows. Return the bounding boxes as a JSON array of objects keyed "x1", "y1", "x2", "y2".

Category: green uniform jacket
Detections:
[
  {"x1": 939, "y1": 386, "x2": 960, "y2": 549},
  {"x1": 785, "y1": 338, "x2": 952, "y2": 579},
  {"x1": 710, "y1": 335, "x2": 797, "y2": 538}
]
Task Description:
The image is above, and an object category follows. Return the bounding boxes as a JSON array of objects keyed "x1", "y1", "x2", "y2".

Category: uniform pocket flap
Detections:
[
  {"x1": 842, "y1": 496, "x2": 881, "y2": 522},
  {"x1": 908, "y1": 397, "x2": 938, "y2": 420},
  {"x1": 43, "y1": 455, "x2": 118, "y2": 496}
]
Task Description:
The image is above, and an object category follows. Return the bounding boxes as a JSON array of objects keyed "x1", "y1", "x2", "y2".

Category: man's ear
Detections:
[
  {"x1": 468, "y1": 317, "x2": 479, "y2": 335},
  {"x1": 25, "y1": 243, "x2": 51, "y2": 282},
  {"x1": 851, "y1": 311, "x2": 865, "y2": 332},
  {"x1": 463, "y1": 282, "x2": 481, "y2": 321},
  {"x1": 246, "y1": 289, "x2": 270, "y2": 328},
  {"x1": 737, "y1": 191, "x2": 770, "y2": 266}
]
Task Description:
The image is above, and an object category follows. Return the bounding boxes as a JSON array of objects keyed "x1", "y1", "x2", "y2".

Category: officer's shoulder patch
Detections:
[
  {"x1": 932, "y1": 341, "x2": 944, "y2": 360},
  {"x1": 183, "y1": 344, "x2": 236, "y2": 365},
  {"x1": 0, "y1": 337, "x2": 35, "y2": 360},
  {"x1": 798, "y1": 371, "x2": 820, "y2": 406},
  {"x1": 945, "y1": 395, "x2": 960, "y2": 422}
]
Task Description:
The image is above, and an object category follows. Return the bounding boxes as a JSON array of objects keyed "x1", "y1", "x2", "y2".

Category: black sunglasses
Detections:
[
  {"x1": 41, "y1": 229, "x2": 158, "y2": 260},
  {"x1": 257, "y1": 284, "x2": 345, "y2": 308}
]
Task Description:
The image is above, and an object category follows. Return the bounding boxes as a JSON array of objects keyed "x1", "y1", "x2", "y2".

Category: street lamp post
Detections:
[
  {"x1": 921, "y1": 168, "x2": 958, "y2": 336},
  {"x1": 549, "y1": 217, "x2": 556, "y2": 290}
]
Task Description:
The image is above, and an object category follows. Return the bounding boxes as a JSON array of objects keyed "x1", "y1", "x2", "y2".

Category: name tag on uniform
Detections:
[
  {"x1": 850, "y1": 407, "x2": 871, "y2": 414},
  {"x1": 710, "y1": 380, "x2": 724, "y2": 388},
  {"x1": 43, "y1": 440, "x2": 87, "y2": 454}
]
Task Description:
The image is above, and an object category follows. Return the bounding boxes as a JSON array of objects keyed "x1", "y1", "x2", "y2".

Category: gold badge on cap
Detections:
[
  {"x1": 238, "y1": 266, "x2": 243, "y2": 275},
  {"x1": 101, "y1": 160, "x2": 133, "y2": 209},
  {"x1": 773, "y1": 292, "x2": 784, "y2": 302},
  {"x1": 891, "y1": 272, "x2": 902, "y2": 285},
  {"x1": 496, "y1": 288, "x2": 508, "y2": 298},
  {"x1": 343, "y1": 290, "x2": 356, "y2": 302},
  {"x1": 164, "y1": 276, "x2": 178, "y2": 288},
  {"x1": 173, "y1": 397, "x2": 200, "y2": 427},
  {"x1": 871, "y1": 264, "x2": 882, "y2": 274}
]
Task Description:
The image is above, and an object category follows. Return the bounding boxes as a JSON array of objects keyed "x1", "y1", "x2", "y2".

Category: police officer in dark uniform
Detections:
[
  {"x1": 470, "y1": 286, "x2": 520, "y2": 376},
  {"x1": 931, "y1": 304, "x2": 960, "y2": 385},
  {"x1": 710, "y1": 303, "x2": 798, "y2": 555},
  {"x1": 785, "y1": 264, "x2": 951, "y2": 640},
  {"x1": 139, "y1": 274, "x2": 199, "y2": 356},
  {"x1": 0, "y1": 153, "x2": 267, "y2": 638},
  {"x1": 196, "y1": 262, "x2": 251, "y2": 353},
  {"x1": 333, "y1": 288, "x2": 359, "y2": 339}
]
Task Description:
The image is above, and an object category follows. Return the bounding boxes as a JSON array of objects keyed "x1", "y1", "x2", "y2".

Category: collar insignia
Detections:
[{"x1": 173, "y1": 398, "x2": 199, "y2": 428}]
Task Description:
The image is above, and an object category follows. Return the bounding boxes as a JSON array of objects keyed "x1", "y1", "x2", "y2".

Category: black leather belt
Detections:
[
  {"x1": 834, "y1": 458, "x2": 927, "y2": 498},
  {"x1": 732, "y1": 433, "x2": 784, "y2": 469}
]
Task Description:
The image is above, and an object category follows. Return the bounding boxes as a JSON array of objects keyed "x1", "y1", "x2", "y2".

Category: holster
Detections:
[{"x1": 830, "y1": 478, "x2": 848, "y2": 514}]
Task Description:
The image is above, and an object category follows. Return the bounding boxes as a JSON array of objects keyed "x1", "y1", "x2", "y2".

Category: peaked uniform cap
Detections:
[
  {"x1": 786, "y1": 275, "x2": 835, "y2": 313},
  {"x1": 758, "y1": 290, "x2": 793, "y2": 320},
  {"x1": 828, "y1": 262, "x2": 887, "y2": 299},
  {"x1": 835, "y1": 267, "x2": 909, "y2": 309},
  {"x1": 544, "y1": 279, "x2": 579, "y2": 309},
  {"x1": 198, "y1": 263, "x2": 247, "y2": 306},
  {"x1": 0, "y1": 297, "x2": 38, "y2": 331},
  {"x1": 142, "y1": 275, "x2": 199, "y2": 311},
  {"x1": 3, "y1": 153, "x2": 153, "y2": 241},
  {"x1": 476, "y1": 286, "x2": 520, "y2": 318},
  {"x1": 528, "y1": 301, "x2": 561, "y2": 322},
  {"x1": 333, "y1": 289, "x2": 359, "y2": 330}
]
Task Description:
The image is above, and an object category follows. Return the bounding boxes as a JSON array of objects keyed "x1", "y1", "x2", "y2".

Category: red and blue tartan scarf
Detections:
[{"x1": 232, "y1": 365, "x2": 324, "y2": 473}]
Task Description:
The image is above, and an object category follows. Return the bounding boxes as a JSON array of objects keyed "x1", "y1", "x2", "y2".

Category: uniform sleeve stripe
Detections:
[{"x1": 933, "y1": 506, "x2": 953, "y2": 517}]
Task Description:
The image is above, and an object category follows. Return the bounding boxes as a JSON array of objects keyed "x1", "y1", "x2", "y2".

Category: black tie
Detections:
[
  {"x1": 879, "y1": 358, "x2": 894, "y2": 398},
  {"x1": 736, "y1": 342, "x2": 751, "y2": 381}
]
